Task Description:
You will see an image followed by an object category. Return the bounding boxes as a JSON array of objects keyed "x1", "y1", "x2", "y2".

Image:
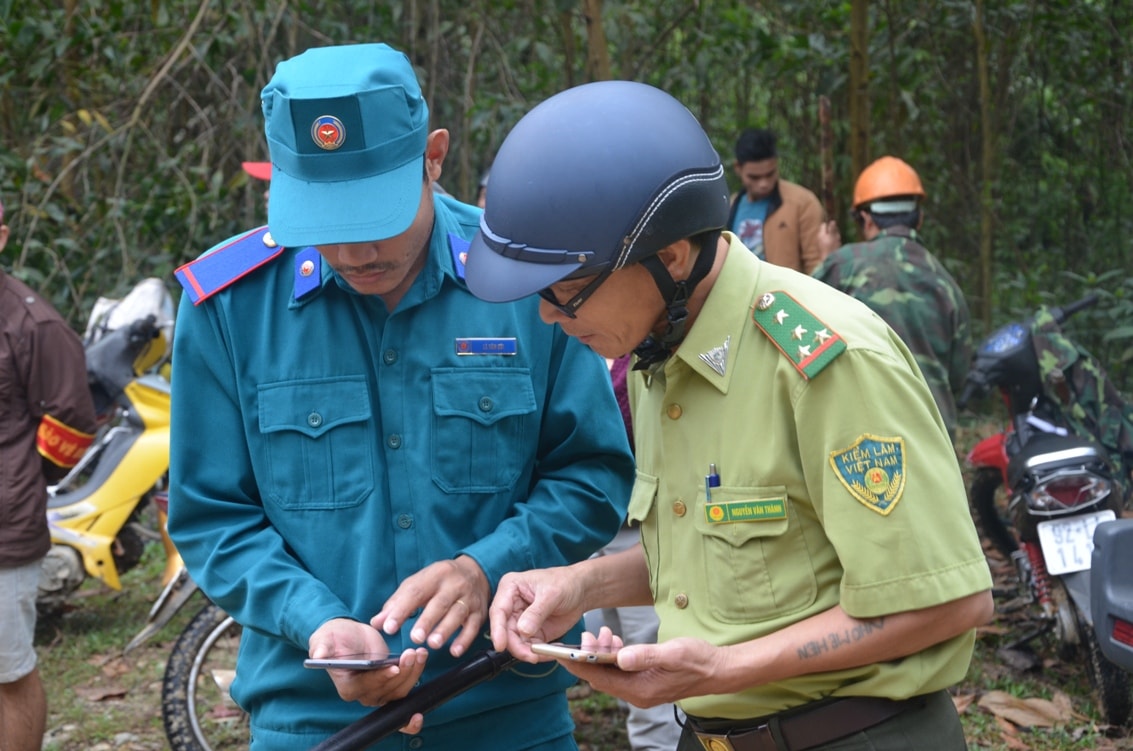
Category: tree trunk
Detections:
[
  {"x1": 582, "y1": 0, "x2": 612, "y2": 82},
  {"x1": 849, "y1": 0, "x2": 870, "y2": 183},
  {"x1": 973, "y1": 0, "x2": 995, "y2": 325}
]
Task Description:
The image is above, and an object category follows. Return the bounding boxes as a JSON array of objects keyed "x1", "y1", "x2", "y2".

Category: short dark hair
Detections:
[{"x1": 734, "y1": 128, "x2": 777, "y2": 163}]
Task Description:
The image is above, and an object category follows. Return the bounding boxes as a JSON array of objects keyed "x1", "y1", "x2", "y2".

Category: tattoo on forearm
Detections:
[{"x1": 796, "y1": 618, "x2": 886, "y2": 660}]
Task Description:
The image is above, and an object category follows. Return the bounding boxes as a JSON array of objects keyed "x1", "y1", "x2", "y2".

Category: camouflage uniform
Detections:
[
  {"x1": 812, "y1": 226, "x2": 972, "y2": 440},
  {"x1": 1031, "y1": 307, "x2": 1133, "y2": 501}
]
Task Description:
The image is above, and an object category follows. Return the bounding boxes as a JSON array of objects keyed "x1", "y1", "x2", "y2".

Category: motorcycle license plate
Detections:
[{"x1": 1036, "y1": 510, "x2": 1116, "y2": 575}]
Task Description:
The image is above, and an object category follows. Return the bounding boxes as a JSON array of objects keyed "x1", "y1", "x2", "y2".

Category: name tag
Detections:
[
  {"x1": 455, "y1": 338, "x2": 518, "y2": 356},
  {"x1": 705, "y1": 499, "x2": 787, "y2": 523}
]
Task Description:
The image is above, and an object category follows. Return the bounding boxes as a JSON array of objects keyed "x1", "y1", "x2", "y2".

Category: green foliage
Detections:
[{"x1": 0, "y1": 0, "x2": 1129, "y2": 363}]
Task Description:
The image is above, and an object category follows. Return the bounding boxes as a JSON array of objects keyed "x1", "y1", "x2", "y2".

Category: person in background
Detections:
[
  {"x1": 167, "y1": 43, "x2": 633, "y2": 750},
  {"x1": 727, "y1": 127, "x2": 828, "y2": 274},
  {"x1": 583, "y1": 353, "x2": 684, "y2": 751},
  {"x1": 241, "y1": 160, "x2": 272, "y2": 206},
  {"x1": 0, "y1": 196, "x2": 98, "y2": 751},
  {"x1": 812, "y1": 155, "x2": 972, "y2": 442},
  {"x1": 468, "y1": 80, "x2": 994, "y2": 751},
  {"x1": 476, "y1": 166, "x2": 491, "y2": 209}
]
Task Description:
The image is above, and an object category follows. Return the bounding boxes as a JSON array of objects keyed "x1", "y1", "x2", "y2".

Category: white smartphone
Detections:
[
  {"x1": 529, "y1": 642, "x2": 619, "y2": 664},
  {"x1": 303, "y1": 654, "x2": 400, "y2": 670}
]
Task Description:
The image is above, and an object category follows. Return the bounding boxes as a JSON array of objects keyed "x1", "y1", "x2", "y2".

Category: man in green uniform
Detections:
[
  {"x1": 470, "y1": 81, "x2": 994, "y2": 751},
  {"x1": 812, "y1": 156, "x2": 972, "y2": 441}
]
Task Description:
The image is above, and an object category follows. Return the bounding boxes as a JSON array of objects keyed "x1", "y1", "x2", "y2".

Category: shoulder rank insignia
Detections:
[
  {"x1": 293, "y1": 247, "x2": 322, "y2": 300},
  {"x1": 752, "y1": 290, "x2": 845, "y2": 380},
  {"x1": 174, "y1": 226, "x2": 285, "y2": 306},
  {"x1": 830, "y1": 434, "x2": 906, "y2": 516},
  {"x1": 449, "y1": 232, "x2": 470, "y2": 280}
]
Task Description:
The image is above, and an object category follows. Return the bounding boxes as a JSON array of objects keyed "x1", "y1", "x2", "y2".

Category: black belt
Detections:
[{"x1": 687, "y1": 694, "x2": 928, "y2": 751}]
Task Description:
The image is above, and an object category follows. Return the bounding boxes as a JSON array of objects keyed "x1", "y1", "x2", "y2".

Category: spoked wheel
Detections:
[
  {"x1": 162, "y1": 603, "x2": 247, "y2": 751},
  {"x1": 969, "y1": 467, "x2": 1018, "y2": 559}
]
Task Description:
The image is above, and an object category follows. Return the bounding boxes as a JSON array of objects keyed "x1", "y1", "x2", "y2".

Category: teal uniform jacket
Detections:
[
  {"x1": 168, "y1": 194, "x2": 634, "y2": 750},
  {"x1": 628, "y1": 233, "x2": 992, "y2": 720}
]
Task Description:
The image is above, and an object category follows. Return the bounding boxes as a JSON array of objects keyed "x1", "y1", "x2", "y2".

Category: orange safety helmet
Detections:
[{"x1": 852, "y1": 156, "x2": 925, "y2": 210}]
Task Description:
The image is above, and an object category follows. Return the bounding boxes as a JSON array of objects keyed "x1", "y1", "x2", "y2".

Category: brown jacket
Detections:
[
  {"x1": 727, "y1": 179, "x2": 826, "y2": 274},
  {"x1": 0, "y1": 271, "x2": 98, "y2": 567}
]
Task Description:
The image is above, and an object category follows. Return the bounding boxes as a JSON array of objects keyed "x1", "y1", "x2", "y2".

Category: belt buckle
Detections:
[
  {"x1": 695, "y1": 731, "x2": 738, "y2": 751},
  {"x1": 695, "y1": 723, "x2": 777, "y2": 751}
]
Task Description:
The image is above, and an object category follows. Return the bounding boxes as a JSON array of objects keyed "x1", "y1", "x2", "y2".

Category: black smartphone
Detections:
[{"x1": 303, "y1": 654, "x2": 400, "y2": 670}]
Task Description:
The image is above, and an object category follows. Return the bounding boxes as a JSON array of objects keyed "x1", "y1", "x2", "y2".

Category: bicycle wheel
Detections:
[{"x1": 162, "y1": 603, "x2": 247, "y2": 751}]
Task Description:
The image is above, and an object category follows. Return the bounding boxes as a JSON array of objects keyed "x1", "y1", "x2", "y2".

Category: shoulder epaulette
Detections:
[
  {"x1": 448, "y1": 232, "x2": 470, "y2": 280},
  {"x1": 752, "y1": 290, "x2": 846, "y2": 380},
  {"x1": 175, "y1": 227, "x2": 285, "y2": 305}
]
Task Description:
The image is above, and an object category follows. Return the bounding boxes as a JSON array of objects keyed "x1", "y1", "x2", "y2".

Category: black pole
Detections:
[{"x1": 310, "y1": 650, "x2": 519, "y2": 751}]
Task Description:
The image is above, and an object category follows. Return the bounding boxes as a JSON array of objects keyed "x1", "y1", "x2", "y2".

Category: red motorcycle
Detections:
[{"x1": 961, "y1": 294, "x2": 1133, "y2": 725}]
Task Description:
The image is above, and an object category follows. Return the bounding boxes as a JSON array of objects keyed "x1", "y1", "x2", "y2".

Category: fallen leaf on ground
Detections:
[
  {"x1": 953, "y1": 693, "x2": 978, "y2": 714},
  {"x1": 74, "y1": 685, "x2": 128, "y2": 701},
  {"x1": 100, "y1": 656, "x2": 133, "y2": 678},
  {"x1": 1000, "y1": 732, "x2": 1031, "y2": 750},
  {"x1": 979, "y1": 689, "x2": 1076, "y2": 727}
]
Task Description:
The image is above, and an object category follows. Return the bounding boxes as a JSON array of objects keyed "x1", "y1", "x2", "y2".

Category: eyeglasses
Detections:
[{"x1": 537, "y1": 272, "x2": 611, "y2": 319}]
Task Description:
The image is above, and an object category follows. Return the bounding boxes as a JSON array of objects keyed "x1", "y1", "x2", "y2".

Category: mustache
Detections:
[{"x1": 335, "y1": 262, "x2": 396, "y2": 275}]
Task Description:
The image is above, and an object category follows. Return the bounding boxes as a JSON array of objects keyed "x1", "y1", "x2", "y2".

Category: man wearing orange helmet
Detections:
[{"x1": 813, "y1": 156, "x2": 972, "y2": 440}]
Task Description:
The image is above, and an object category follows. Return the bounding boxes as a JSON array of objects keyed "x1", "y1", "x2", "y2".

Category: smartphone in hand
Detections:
[
  {"x1": 529, "y1": 642, "x2": 619, "y2": 664},
  {"x1": 303, "y1": 654, "x2": 401, "y2": 670}
]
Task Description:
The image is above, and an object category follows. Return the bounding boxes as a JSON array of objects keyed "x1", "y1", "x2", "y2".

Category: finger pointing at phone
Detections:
[{"x1": 371, "y1": 555, "x2": 490, "y2": 658}]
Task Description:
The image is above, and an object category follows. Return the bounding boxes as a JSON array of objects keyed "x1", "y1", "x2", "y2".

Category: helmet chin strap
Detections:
[{"x1": 632, "y1": 232, "x2": 719, "y2": 371}]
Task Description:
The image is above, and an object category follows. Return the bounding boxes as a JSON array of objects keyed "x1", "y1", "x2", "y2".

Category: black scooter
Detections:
[{"x1": 960, "y1": 294, "x2": 1133, "y2": 725}]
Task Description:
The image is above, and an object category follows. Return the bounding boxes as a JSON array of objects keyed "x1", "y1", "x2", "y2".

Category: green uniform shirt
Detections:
[{"x1": 628, "y1": 233, "x2": 992, "y2": 719}]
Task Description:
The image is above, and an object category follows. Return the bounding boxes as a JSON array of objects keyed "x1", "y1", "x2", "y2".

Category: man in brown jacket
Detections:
[
  {"x1": 0, "y1": 197, "x2": 97, "y2": 751},
  {"x1": 726, "y1": 127, "x2": 828, "y2": 274}
]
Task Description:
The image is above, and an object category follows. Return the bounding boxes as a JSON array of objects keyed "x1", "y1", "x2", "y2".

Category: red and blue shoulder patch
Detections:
[{"x1": 174, "y1": 227, "x2": 285, "y2": 305}]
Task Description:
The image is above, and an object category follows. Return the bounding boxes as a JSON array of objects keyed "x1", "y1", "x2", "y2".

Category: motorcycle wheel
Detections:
[
  {"x1": 1078, "y1": 599, "x2": 1133, "y2": 726},
  {"x1": 969, "y1": 467, "x2": 1018, "y2": 559},
  {"x1": 162, "y1": 603, "x2": 247, "y2": 751}
]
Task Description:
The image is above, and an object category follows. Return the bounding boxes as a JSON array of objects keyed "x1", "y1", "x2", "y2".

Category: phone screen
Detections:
[
  {"x1": 303, "y1": 654, "x2": 400, "y2": 670},
  {"x1": 529, "y1": 643, "x2": 619, "y2": 664}
]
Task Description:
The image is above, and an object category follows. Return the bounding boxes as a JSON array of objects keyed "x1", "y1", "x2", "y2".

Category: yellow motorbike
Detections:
[{"x1": 37, "y1": 278, "x2": 175, "y2": 612}]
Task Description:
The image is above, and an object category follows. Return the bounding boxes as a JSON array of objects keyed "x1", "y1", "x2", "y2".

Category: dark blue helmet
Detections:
[{"x1": 465, "y1": 81, "x2": 729, "y2": 304}]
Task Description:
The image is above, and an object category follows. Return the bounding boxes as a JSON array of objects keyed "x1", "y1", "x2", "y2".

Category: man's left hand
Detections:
[
  {"x1": 559, "y1": 636, "x2": 726, "y2": 709},
  {"x1": 371, "y1": 556, "x2": 490, "y2": 657}
]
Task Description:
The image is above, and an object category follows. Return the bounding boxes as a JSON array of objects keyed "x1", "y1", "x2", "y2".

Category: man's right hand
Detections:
[
  {"x1": 488, "y1": 566, "x2": 589, "y2": 662},
  {"x1": 816, "y1": 219, "x2": 842, "y2": 263}
]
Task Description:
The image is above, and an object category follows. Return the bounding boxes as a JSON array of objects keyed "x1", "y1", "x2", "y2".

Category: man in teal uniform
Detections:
[
  {"x1": 167, "y1": 44, "x2": 633, "y2": 750},
  {"x1": 470, "y1": 82, "x2": 994, "y2": 750}
]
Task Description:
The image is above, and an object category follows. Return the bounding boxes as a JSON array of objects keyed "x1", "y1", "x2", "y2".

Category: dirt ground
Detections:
[{"x1": 33, "y1": 526, "x2": 1133, "y2": 751}]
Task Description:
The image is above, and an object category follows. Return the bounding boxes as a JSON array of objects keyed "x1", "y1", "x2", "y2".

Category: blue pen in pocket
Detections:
[{"x1": 705, "y1": 463, "x2": 720, "y2": 501}]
